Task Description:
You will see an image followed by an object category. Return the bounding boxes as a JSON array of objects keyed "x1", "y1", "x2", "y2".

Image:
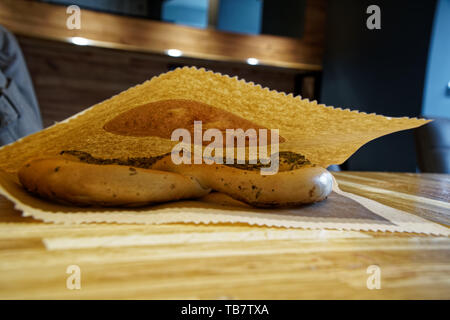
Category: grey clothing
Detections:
[{"x1": 0, "y1": 25, "x2": 43, "y2": 146}]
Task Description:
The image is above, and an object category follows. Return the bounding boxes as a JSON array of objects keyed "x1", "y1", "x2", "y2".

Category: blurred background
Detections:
[{"x1": 0, "y1": 0, "x2": 448, "y2": 173}]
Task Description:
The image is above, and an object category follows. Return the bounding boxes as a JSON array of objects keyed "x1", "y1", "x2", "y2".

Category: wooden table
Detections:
[{"x1": 0, "y1": 172, "x2": 448, "y2": 299}]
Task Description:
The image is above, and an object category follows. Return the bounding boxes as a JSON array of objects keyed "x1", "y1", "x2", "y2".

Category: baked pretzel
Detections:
[{"x1": 18, "y1": 150, "x2": 333, "y2": 207}]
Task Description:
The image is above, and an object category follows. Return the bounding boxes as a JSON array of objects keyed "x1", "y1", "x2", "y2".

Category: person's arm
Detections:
[{"x1": 0, "y1": 25, "x2": 43, "y2": 146}]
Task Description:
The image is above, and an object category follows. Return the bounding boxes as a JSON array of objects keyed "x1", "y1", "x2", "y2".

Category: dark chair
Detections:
[{"x1": 415, "y1": 118, "x2": 450, "y2": 173}]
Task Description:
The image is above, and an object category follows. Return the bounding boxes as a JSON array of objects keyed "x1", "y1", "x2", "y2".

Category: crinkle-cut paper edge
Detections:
[
  {"x1": 0, "y1": 66, "x2": 430, "y2": 155},
  {"x1": 7, "y1": 199, "x2": 449, "y2": 237},
  {"x1": 1, "y1": 174, "x2": 446, "y2": 236},
  {"x1": 169, "y1": 66, "x2": 430, "y2": 122},
  {"x1": 0, "y1": 172, "x2": 447, "y2": 236}
]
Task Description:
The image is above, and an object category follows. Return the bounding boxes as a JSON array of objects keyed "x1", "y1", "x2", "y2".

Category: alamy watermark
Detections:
[
  {"x1": 66, "y1": 5, "x2": 81, "y2": 30},
  {"x1": 171, "y1": 121, "x2": 280, "y2": 175},
  {"x1": 66, "y1": 264, "x2": 81, "y2": 290},
  {"x1": 366, "y1": 5, "x2": 381, "y2": 30},
  {"x1": 366, "y1": 265, "x2": 381, "y2": 289}
]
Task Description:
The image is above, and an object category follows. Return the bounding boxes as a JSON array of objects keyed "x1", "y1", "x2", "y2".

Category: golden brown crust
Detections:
[
  {"x1": 18, "y1": 151, "x2": 333, "y2": 207},
  {"x1": 18, "y1": 158, "x2": 210, "y2": 207},
  {"x1": 153, "y1": 157, "x2": 332, "y2": 207},
  {"x1": 103, "y1": 99, "x2": 285, "y2": 146}
]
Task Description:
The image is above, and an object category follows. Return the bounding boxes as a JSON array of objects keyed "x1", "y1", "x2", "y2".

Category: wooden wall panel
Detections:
[{"x1": 0, "y1": 0, "x2": 326, "y2": 71}]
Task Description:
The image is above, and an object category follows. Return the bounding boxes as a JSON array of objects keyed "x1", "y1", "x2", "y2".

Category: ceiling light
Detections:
[
  {"x1": 166, "y1": 49, "x2": 183, "y2": 57},
  {"x1": 69, "y1": 37, "x2": 91, "y2": 46},
  {"x1": 246, "y1": 57, "x2": 259, "y2": 65}
]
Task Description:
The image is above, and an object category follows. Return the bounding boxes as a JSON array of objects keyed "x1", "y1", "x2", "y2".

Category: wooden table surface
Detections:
[{"x1": 0, "y1": 172, "x2": 448, "y2": 299}]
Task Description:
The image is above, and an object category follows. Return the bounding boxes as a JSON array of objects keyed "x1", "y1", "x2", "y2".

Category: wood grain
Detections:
[
  {"x1": 0, "y1": 0, "x2": 326, "y2": 70},
  {"x1": 0, "y1": 172, "x2": 448, "y2": 299}
]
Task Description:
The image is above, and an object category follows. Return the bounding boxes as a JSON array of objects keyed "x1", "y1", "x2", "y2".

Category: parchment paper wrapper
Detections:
[
  {"x1": 0, "y1": 172, "x2": 448, "y2": 235},
  {"x1": 0, "y1": 67, "x2": 447, "y2": 235}
]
